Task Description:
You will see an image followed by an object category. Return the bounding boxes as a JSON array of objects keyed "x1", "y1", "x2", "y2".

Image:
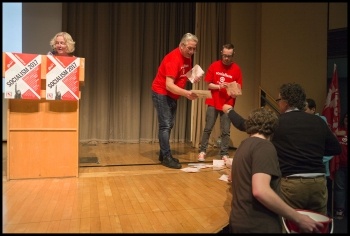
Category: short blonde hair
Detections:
[{"x1": 50, "y1": 32, "x2": 76, "y2": 54}]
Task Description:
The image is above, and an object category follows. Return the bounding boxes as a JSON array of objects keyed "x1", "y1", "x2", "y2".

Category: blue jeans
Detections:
[
  {"x1": 334, "y1": 166, "x2": 348, "y2": 210},
  {"x1": 152, "y1": 91, "x2": 177, "y2": 158},
  {"x1": 199, "y1": 105, "x2": 230, "y2": 157}
]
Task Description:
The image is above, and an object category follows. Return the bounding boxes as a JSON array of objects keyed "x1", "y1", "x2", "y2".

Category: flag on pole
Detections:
[{"x1": 322, "y1": 63, "x2": 341, "y2": 133}]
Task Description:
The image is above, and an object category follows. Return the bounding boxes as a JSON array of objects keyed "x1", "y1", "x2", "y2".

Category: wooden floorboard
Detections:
[{"x1": 2, "y1": 141, "x2": 234, "y2": 233}]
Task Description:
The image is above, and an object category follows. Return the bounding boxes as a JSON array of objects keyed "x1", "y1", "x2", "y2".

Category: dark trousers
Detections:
[{"x1": 326, "y1": 177, "x2": 333, "y2": 217}]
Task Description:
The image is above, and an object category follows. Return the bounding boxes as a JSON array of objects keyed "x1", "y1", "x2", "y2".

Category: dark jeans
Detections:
[
  {"x1": 334, "y1": 166, "x2": 348, "y2": 212},
  {"x1": 199, "y1": 105, "x2": 231, "y2": 157},
  {"x1": 152, "y1": 91, "x2": 177, "y2": 158}
]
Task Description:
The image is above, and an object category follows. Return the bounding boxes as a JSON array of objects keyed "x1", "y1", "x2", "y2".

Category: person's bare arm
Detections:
[
  {"x1": 252, "y1": 173, "x2": 324, "y2": 233},
  {"x1": 166, "y1": 76, "x2": 198, "y2": 100}
]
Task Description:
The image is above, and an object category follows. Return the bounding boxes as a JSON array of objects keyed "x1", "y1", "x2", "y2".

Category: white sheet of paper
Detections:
[
  {"x1": 181, "y1": 167, "x2": 200, "y2": 173},
  {"x1": 219, "y1": 174, "x2": 229, "y2": 182},
  {"x1": 186, "y1": 64, "x2": 204, "y2": 83},
  {"x1": 213, "y1": 159, "x2": 225, "y2": 167}
]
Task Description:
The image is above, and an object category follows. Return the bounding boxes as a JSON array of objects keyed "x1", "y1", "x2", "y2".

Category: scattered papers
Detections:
[
  {"x1": 181, "y1": 167, "x2": 200, "y2": 173},
  {"x1": 190, "y1": 90, "x2": 212, "y2": 98},
  {"x1": 213, "y1": 159, "x2": 225, "y2": 167},
  {"x1": 226, "y1": 81, "x2": 242, "y2": 97},
  {"x1": 186, "y1": 64, "x2": 204, "y2": 83},
  {"x1": 213, "y1": 159, "x2": 225, "y2": 170},
  {"x1": 188, "y1": 163, "x2": 212, "y2": 169},
  {"x1": 181, "y1": 160, "x2": 227, "y2": 173},
  {"x1": 219, "y1": 174, "x2": 229, "y2": 182}
]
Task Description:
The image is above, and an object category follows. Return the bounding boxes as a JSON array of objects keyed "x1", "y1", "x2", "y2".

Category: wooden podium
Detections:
[{"x1": 3, "y1": 53, "x2": 85, "y2": 180}]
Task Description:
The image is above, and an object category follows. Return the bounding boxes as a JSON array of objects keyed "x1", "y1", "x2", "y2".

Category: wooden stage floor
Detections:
[{"x1": 2, "y1": 142, "x2": 234, "y2": 233}]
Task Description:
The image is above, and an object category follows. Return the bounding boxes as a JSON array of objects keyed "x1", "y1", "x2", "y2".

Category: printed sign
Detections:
[
  {"x1": 4, "y1": 53, "x2": 41, "y2": 99},
  {"x1": 46, "y1": 55, "x2": 80, "y2": 100}
]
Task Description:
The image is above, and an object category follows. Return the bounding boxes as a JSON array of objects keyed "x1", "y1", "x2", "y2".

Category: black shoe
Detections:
[
  {"x1": 162, "y1": 155, "x2": 182, "y2": 169},
  {"x1": 159, "y1": 153, "x2": 179, "y2": 163}
]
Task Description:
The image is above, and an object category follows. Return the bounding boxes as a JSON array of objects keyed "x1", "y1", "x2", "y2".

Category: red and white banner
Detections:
[
  {"x1": 46, "y1": 55, "x2": 80, "y2": 100},
  {"x1": 322, "y1": 63, "x2": 341, "y2": 133},
  {"x1": 4, "y1": 52, "x2": 42, "y2": 99}
]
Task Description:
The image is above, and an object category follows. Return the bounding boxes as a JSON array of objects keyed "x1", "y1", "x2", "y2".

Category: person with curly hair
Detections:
[
  {"x1": 229, "y1": 107, "x2": 324, "y2": 233},
  {"x1": 223, "y1": 83, "x2": 341, "y2": 216},
  {"x1": 48, "y1": 32, "x2": 75, "y2": 56},
  {"x1": 304, "y1": 98, "x2": 334, "y2": 217}
]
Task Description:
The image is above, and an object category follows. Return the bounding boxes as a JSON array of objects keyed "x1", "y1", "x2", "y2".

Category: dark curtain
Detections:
[{"x1": 61, "y1": 3, "x2": 228, "y2": 147}]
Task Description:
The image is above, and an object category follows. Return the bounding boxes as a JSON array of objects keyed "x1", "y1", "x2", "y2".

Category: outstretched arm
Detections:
[{"x1": 223, "y1": 104, "x2": 246, "y2": 132}]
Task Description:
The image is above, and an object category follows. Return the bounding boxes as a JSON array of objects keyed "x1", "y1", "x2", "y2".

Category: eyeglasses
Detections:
[
  {"x1": 275, "y1": 98, "x2": 282, "y2": 102},
  {"x1": 184, "y1": 45, "x2": 196, "y2": 52},
  {"x1": 222, "y1": 54, "x2": 233, "y2": 59}
]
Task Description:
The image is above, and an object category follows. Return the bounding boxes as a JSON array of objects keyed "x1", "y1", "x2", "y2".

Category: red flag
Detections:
[{"x1": 322, "y1": 64, "x2": 341, "y2": 133}]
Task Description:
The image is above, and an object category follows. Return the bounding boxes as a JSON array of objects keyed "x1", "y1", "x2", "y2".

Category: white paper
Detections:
[
  {"x1": 213, "y1": 159, "x2": 225, "y2": 170},
  {"x1": 188, "y1": 163, "x2": 212, "y2": 169},
  {"x1": 219, "y1": 174, "x2": 229, "y2": 182},
  {"x1": 181, "y1": 167, "x2": 200, "y2": 173},
  {"x1": 213, "y1": 159, "x2": 225, "y2": 167},
  {"x1": 186, "y1": 64, "x2": 204, "y2": 83}
]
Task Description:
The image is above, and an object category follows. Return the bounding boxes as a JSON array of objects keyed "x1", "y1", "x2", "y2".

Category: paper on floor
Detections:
[
  {"x1": 219, "y1": 174, "x2": 229, "y2": 182},
  {"x1": 181, "y1": 167, "x2": 200, "y2": 173}
]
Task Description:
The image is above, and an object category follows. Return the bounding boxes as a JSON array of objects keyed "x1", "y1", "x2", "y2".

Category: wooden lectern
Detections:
[{"x1": 3, "y1": 53, "x2": 85, "y2": 180}]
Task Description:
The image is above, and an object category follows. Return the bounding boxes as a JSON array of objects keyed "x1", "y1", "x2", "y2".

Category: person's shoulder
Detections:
[
  {"x1": 168, "y1": 47, "x2": 180, "y2": 55},
  {"x1": 208, "y1": 60, "x2": 223, "y2": 68},
  {"x1": 164, "y1": 47, "x2": 182, "y2": 60},
  {"x1": 316, "y1": 114, "x2": 327, "y2": 122}
]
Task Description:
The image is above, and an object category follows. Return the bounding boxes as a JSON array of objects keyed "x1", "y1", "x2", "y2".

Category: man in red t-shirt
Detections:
[
  {"x1": 198, "y1": 43, "x2": 243, "y2": 162},
  {"x1": 151, "y1": 33, "x2": 202, "y2": 169}
]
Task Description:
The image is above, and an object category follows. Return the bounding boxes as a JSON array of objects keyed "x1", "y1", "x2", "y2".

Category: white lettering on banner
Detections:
[
  {"x1": 47, "y1": 69, "x2": 69, "y2": 89},
  {"x1": 67, "y1": 62, "x2": 77, "y2": 73},
  {"x1": 6, "y1": 67, "x2": 29, "y2": 87},
  {"x1": 216, "y1": 72, "x2": 232, "y2": 78},
  {"x1": 6, "y1": 58, "x2": 40, "y2": 87}
]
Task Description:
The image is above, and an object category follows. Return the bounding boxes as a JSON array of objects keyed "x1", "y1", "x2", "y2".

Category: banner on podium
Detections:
[
  {"x1": 46, "y1": 55, "x2": 80, "y2": 101},
  {"x1": 4, "y1": 52, "x2": 42, "y2": 100}
]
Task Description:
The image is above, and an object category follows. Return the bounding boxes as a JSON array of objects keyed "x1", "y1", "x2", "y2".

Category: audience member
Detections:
[
  {"x1": 304, "y1": 98, "x2": 334, "y2": 216},
  {"x1": 229, "y1": 107, "x2": 323, "y2": 233},
  {"x1": 331, "y1": 111, "x2": 348, "y2": 219},
  {"x1": 223, "y1": 83, "x2": 341, "y2": 215},
  {"x1": 151, "y1": 33, "x2": 201, "y2": 169},
  {"x1": 198, "y1": 43, "x2": 243, "y2": 162}
]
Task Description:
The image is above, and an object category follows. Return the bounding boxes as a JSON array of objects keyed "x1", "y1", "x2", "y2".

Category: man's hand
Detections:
[
  {"x1": 186, "y1": 91, "x2": 198, "y2": 100},
  {"x1": 192, "y1": 76, "x2": 202, "y2": 83}
]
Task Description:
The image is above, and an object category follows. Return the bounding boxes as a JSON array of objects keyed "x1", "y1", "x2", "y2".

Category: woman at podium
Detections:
[{"x1": 48, "y1": 32, "x2": 75, "y2": 57}]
